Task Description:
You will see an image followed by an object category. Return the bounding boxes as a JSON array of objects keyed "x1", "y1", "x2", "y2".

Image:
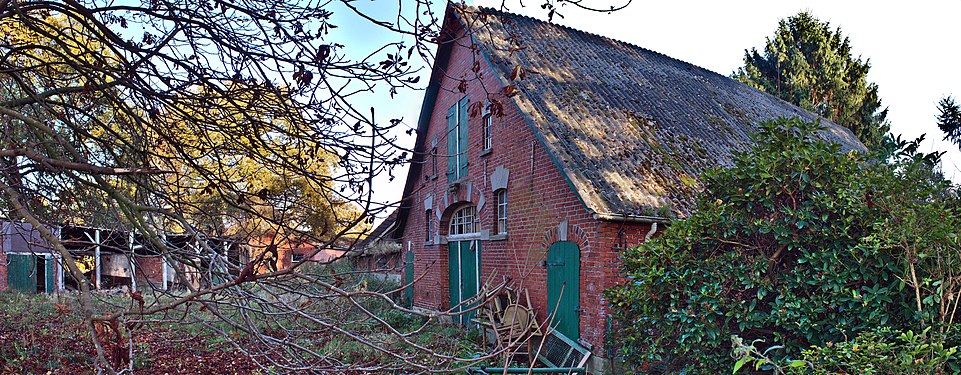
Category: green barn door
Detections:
[
  {"x1": 7, "y1": 254, "x2": 37, "y2": 293},
  {"x1": 459, "y1": 240, "x2": 479, "y2": 326},
  {"x1": 403, "y1": 250, "x2": 414, "y2": 307},
  {"x1": 547, "y1": 241, "x2": 580, "y2": 340},
  {"x1": 448, "y1": 240, "x2": 479, "y2": 326},
  {"x1": 447, "y1": 243, "x2": 459, "y2": 318},
  {"x1": 44, "y1": 256, "x2": 55, "y2": 294}
]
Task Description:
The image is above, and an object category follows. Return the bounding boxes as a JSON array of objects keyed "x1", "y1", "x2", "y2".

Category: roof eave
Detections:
[
  {"x1": 393, "y1": 5, "x2": 462, "y2": 239},
  {"x1": 592, "y1": 211, "x2": 672, "y2": 224}
]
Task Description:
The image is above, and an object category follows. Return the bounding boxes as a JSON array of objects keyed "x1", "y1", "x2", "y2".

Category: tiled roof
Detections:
[{"x1": 455, "y1": 6, "x2": 866, "y2": 219}]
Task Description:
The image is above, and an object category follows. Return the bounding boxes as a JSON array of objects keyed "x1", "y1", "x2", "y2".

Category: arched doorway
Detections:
[
  {"x1": 547, "y1": 241, "x2": 580, "y2": 340},
  {"x1": 447, "y1": 204, "x2": 480, "y2": 326}
]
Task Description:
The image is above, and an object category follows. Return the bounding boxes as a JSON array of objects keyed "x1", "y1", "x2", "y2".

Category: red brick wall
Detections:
[
  {"x1": 135, "y1": 256, "x2": 165, "y2": 286},
  {"x1": 354, "y1": 253, "x2": 402, "y2": 278},
  {"x1": 399, "y1": 22, "x2": 662, "y2": 355}
]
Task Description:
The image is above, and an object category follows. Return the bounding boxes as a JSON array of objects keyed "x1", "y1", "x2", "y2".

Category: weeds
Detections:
[{"x1": 0, "y1": 263, "x2": 479, "y2": 373}]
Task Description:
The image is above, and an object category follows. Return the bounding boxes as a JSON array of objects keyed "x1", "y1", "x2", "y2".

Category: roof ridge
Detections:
[{"x1": 460, "y1": 4, "x2": 733, "y2": 81}]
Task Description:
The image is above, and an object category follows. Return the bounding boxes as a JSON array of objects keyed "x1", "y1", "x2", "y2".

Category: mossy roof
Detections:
[{"x1": 454, "y1": 5, "x2": 866, "y2": 219}]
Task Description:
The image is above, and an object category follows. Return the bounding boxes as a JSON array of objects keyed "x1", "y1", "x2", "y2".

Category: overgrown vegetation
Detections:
[
  {"x1": 607, "y1": 117, "x2": 961, "y2": 373},
  {"x1": 733, "y1": 327, "x2": 957, "y2": 374},
  {"x1": 0, "y1": 262, "x2": 481, "y2": 374}
]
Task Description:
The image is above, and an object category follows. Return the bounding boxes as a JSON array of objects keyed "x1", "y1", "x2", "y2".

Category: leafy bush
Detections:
[
  {"x1": 732, "y1": 328, "x2": 957, "y2": 374},
  {"x1": 606, "y1": 118, "x2": 961, "y2": 373},
  {"x1": 795, "y1": 328, "x2": 956, "y2": 374}
]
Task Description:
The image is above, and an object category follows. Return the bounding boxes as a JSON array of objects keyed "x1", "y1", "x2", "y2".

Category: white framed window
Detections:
[
  {"x1": 292, "y1": 253, "x2": 305, "y2": 262},
  {"x1": 430, "y1": 147, "x2": 438, "y2": 180},
  {"x1": 483, "y1": 115, "x2": 493, "y2": 151},
  {"x1": 495, "y1": 189, "x2": 508, "y2": 234},
  {"x1": 449, "y1": 205, "x2": 478, "y2": 236}
]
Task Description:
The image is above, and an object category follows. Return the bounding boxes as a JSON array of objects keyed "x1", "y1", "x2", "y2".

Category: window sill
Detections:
[
  {"x1": 490, "y1": 233, "x2": 508, "y2": 241},
  {"x1": 447, "y1": 233, "x2": 481, "y2": 242},
  {"x1": 479, "y1": 148, "x2": 492, "y2": 157}
]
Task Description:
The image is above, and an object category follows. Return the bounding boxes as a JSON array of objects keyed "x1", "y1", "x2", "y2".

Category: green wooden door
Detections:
[
  {"x1": 547, "y1": 241, "x2": 580, "y2": 340},
  {"x1": 448, "y1": 240, "x2": 479, "y2": 326},
  {"x1": 460, "y1": 240, "x2": 478, "y2": 326},
  {"x1": 44, "y1": 256, "x2": 55, "y2": 294},
  {"x1": 7, "y1": 254, "x2": 37, "y2": 293},
  {"x1": 403, "y1": 250, "x2": 414, "y2": 307}
]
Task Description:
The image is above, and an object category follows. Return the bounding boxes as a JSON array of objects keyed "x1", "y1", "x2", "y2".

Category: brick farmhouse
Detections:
[{"x1": 371, "y1": 4, "x2": 867, "y2": 372}]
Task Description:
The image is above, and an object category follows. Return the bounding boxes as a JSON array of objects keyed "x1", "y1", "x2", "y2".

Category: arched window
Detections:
[{"x1": 449, "y1": 205, "x2": 478, "y2": 236}]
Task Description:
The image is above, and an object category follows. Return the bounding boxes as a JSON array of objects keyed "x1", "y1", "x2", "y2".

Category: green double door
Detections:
[
  {"x1": 448, "y1": 240, "x2": 479, "y2": 326},
  {"x1": 547, "y1": 242, "x2": 581, "y2": 340},
  {"x1": 7, "y1": 254, "x2": 55, "y2": 293},
  {"x1": 403, "y1": 250, "x2": 414, "y2": 307}
]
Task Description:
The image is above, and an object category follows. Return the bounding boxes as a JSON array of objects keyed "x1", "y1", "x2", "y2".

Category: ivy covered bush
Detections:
[{"x1": 606, "y1": 117, "x2": 961, "y2": 373}]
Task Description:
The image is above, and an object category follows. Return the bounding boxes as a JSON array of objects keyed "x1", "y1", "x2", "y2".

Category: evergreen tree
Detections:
[
  {"x1": 937, "y1": 96, "x2": 961, "y2": 147},
  {"x1": 735, "y1": 12, "x2": 889, "y2": 150}
]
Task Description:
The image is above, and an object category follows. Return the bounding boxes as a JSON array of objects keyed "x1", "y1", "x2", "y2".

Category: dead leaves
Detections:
[
  {"x1": 54, "y1": 302, "x2": 72, "y2": 317},
  {"x1": 469, "y1": 99, "x2": 506, "y2": 118},
  {"x1": 499, "y1": 65, "x2": 537, "y2": 99},
  {"x1": 299, "y1": 299, "x2": 314, "y2": 309},
  {"x1": 501, "y1": 85, "x2": 520, "y2": 98},
  {"x1": 128, "y1": 290, "x2": 145, "y2": 312},
  {"x1": 293, "y1": 66, "x2": 313, "y2": 87},
  {"x1": 487, "y1": 100, "x2": 505, "y2": 117},
  {"x1": 0, "y1": 295, "x2": 260, "y2": 373},
  {"x1": 315, "y1": 45, "x2": 331, "y2": 63},
  {"x1": 468, "y1": 101, "x2": 484, "y2": 118},
  {"x1": 509, "y1": 65, "x2": 539, "y2": 81},
  {"x1": 93, "y1": 319, "x2": 130, "y2": 368}
]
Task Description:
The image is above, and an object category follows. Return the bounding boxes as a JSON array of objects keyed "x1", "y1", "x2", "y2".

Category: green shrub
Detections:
[
  {"x1": 732, "y1": 328, "x2": 958, "y2": 374},
  {"x1": 606, "y1": 118, "x2": 961, "y2": 373},
  {"x1": 795, "y1": 327, "x2": 956, "y2": 374}
]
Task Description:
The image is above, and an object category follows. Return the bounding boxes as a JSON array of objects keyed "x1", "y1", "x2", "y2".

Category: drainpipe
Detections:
[
  {"x1": 94, "y1": 229, "x2": 101, "y2": 290},
  {"x1": 592, "y1": 212, "x2": 670, "y2": 224},
  {"x1": 161, "y1": 233, "x2": 168, "y2": 290},
  {"x1": 644, "y1": 222, "x2": 658, "y2": 241},
  {"x1": 129, "y1": 232, "x2": 137, "y2": 292}
]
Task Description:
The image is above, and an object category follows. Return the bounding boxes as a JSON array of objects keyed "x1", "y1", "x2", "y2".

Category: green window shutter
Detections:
[
  {"x1": 446, "y1": 104, "x2": 457, "y2": 182},
  {"x1": 457, "y1": 97, "x2": 469, "y2": 178}
]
